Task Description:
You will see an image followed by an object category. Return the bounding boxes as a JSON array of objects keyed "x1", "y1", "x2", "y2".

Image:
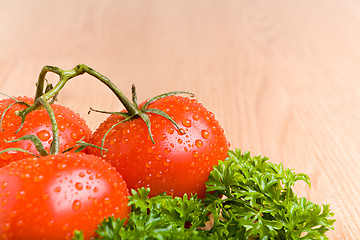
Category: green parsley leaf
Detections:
[{"x1": 73, "y1": 149, "x2": 335, "y2": 240}]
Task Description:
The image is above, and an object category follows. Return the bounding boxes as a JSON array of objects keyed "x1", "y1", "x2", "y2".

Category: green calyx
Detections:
[{"x1": 90, "y1": 84, "x2": 193, "y2": 156}]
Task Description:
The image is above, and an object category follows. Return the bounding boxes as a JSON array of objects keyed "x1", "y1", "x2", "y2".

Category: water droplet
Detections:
[
  {"x1": 193, "y1": 151, "x2": 199, "y2": 158},
  {"x1": 103, "y1": 197, "x2": 111, "y2": 205},
  {"x1": 0, "y1": 152, "x2": 12, "y2": 160},
  {"x1": 192, "y1": 114, "x2": 199, "y2": 121},
  {"x1": 63, "y1": 223, "x2": 69, "y2": 230},
  {"x1": 164, "y1": 148, "x2": 171, "y2": 154},
  {"x1": 163, "y1": 159, "x2": 171, "y2": 166},
  {"x1": 57, "y1": 163, "x2": 66, "y2": 170},
  {"x1": 166, "y1": 127, "x2": 174, "y2": 134},
  {"x1": 145, "y1": 161, "x2": 152, "y2": 168},
  {"x1": 70, "y1": 132, "x2": 78, "y2": 140},
  {"x1": 34, "y1": 175, "x2": 44, "y2": 182},
  {"x1": 58, "y1": 125, "x2": 65, "y2": 132},
  {"x1": 1, "y1": 181, "x2": 7, "y2": 189},
  {"x1": 148, "y1": 146, "x2": 155, "y2": 153},
  {"x1": 54, "y1": 186, "x2": 61, "y2": 193},
  {"x1": 177, "y1": 139, "x2": 183, "y2": 144},
  {"x1": 37, "y1": 130, "x2": 51, "y2": 141},
  {"x1": 79, "y1": 172, "x2": 85, "y2": 178},
  {"x1": 145, "y1": 173, "x2": 152, "y2": 180},
  {"x1": 3, "y1": 222, "x2": 10, "y2": 231},
  {"x1": 160, "y1": 134, "x2": 166, "y2": 141},
  {"x1": 15, "y1": 190, "x2": 26, "y2": 200},
  {"x1": 201, "y1": 130, "x2": 210, "y2": 139},
  {"x1": 96, "y1": 173, "x2": 102, "y2": 179},
  {"x1": 72, "y1": 200, "x2": 81, "y2": 210},
  {"x1": 93, "y1": 187, "x2": 99, "y2": 193},
  {"x1": 183, "y1": 106, "x2": 190, "y2": 111},
  {"x1": 195, "y1": 139, "x2": 203, "y2": 148},
  {"x1": 16, "y1": 220, "x2": 23, "y2": 227},
  {"x1": 110, "y1": 138, "x2": 117, "y2": 145},
  {"x1": 75, "y1": 182, "x2": 83, "y2": 191},
  {"x1": 43, "y1": 193, "x2": 50, "y2": 200},
  {"x1": 182, "y1": 119, "x2": 191, "y2": 127}
]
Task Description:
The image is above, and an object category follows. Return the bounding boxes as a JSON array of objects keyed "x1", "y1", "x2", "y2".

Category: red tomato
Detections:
[
  {"x1": 0, "y1": 96, "x2": 91, "y2": 168},
  {"x1": 87, "y1": 96, "x2": 229, "y2": 198},
  {"x1": 0, "y1": 152, "x2": 130, "y2": 240}
]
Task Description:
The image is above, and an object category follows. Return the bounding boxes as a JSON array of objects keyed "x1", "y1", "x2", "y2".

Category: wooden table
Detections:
[{"x1": 1, "y1": 0, "x2": 359, "y2": 238}]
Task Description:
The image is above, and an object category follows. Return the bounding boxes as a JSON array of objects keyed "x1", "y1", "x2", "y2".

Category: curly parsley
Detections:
[{"x1": 73, "y1": 149, "x2": 335, "y2": 240}]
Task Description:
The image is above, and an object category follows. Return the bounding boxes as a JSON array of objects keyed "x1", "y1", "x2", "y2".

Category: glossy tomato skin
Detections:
[
  {"x1": 0, "y1": 97, "x2": 92, "y2": 168},
  {"x1": 87, "y1": 96, "x2": 229, "y2": 198},
  {"x1": 0, "y1": 152, "x2": 130, "y2": 240}
]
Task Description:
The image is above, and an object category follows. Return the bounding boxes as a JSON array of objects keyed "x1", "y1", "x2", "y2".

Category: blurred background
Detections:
[{"x1": 1, "y1": 0, "x2": 360, "y2": 238}]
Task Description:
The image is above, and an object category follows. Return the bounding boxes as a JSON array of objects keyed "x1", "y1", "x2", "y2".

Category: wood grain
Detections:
[{"x1": 1, "y1": 0, "x2": 359, "y2": 238}]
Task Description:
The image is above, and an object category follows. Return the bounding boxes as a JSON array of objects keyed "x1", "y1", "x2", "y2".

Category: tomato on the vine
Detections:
[
  {"x1": 87, "y1": 95, "x2": 229, "y2": 198},
  {"x1": 0, "y1": 96, "x2": 91, "y2": 168},
  {"x1": 0, "y1": 152, "x2": 130, "y2": 240}
]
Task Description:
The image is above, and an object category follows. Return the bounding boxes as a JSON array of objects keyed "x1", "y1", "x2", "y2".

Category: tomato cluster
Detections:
[{"x1": 0, "y1": 64, "x2": 229, "y2": 239}]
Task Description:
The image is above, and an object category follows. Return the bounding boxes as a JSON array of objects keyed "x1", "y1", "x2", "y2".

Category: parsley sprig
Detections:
[{"x1": 73, "y1": 149, "x2": 335, "y2": 239}]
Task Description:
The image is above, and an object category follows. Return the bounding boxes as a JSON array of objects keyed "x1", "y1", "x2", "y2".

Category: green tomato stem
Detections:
[
  {"x1": 22, "y1": 64, "x2": 138, "y2": 118},
  {"x1": 36, "y1": 96, "x2": 60, "y2": 155}
]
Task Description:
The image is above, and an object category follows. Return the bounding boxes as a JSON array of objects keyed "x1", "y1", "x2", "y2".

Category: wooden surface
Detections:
[{"x1": 0, "y1": 0, "x2": 359, "y2": 238}]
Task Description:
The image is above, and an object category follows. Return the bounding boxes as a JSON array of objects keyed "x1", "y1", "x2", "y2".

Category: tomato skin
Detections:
[
  {"x1": 87, "y1": 96, "x2": 229, "y2": 198},
  {"x1": 0, "y1": 152, "x2": 130, "y2": 240},
  {"x1": 0, "y1": 97, "x2": 92, "y2": 168}
]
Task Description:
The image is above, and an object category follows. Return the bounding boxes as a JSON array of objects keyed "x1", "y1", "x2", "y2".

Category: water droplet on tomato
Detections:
[
  {"x1": 0, "y1": 152, "x2": 12, "y2": 160},
  {"x1": 163, "y1": 159, "x2": 171, "y2": 166},
  {"x1": 166, "y1": 127, "x2": 174, "y2": 134},
  {"x1": 164, "y1": 148, "x2": 171, "y2": 154},
  {"x1": 201, "y1": 130, "x2": 210, "y2": 139},
  {"x1": 37, "y1": 130, "x2": 51, "y2": 141},
  {"x1": 72, "y1": 200, "x2": 81, "y2": 210},
  {"x1": 145, "y1": 161, "x2": 152, "y2": 168},
  {"x1": 79, "y1": 172, "x2": 85, "y2": 178},
  {"x1": 57, "y1": 163, "x2": 66, "y2": 170},
  {"x1": 3, "y1": 222, "x2": 10, "y2": 231},
  {"x1": 62, "y1": 223, "x2": 69, "y2": 230},
  {"x1": 15, "y1": 190, "x2": 26, "y2": 200},
  {"x1": 16, "y1": 220, "x2": 23, "y2": 227},
  {"x1": 160, "y1": 134, "x2": 167, "y2": 141},
  {"x1": 34, "y1": 175, "x2": 44, "y2": 182},
  {"x1": 183, "y1": 106, "x2": 190, "y2": 111},
  {"x1": 70, "y1": 132, "x2": 78, "y2": 140},
  {"x1": 193, "y1": 151, "x2": 199, "y2": 158},
  {"x1": 93, "y1": 187, "x2": 99, "y2": 193},
  {"x1": 1, "y1": 181, "x2": 7, "y2": 189},
  {"x1": 182, "y1": 119, "x2": 191, "y2": 127},
  {"x1": 103, "y1": 197, "x2": 111, "y2": 205},
  {"x1": 177, "y1": 139, "x2": 183, "y2": 144},
  {"x1": 58, "y1": 125, "x2": 65, "y2": 132},
  {"x1": 195, "y1": 139, "x2": 203, "y2": 148},
  {"x1": 192, "y1": 114, "x2": 199, "y2": 121},
  {"x1": 75, "y1": 182, "x2": 83, "y2": 191},
  {"x1": 43, "y1": 193, "x2": 50, "y2": 200},
  {"x1": 54, "y1": 186, "x2": 61, "y2": 192}
]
